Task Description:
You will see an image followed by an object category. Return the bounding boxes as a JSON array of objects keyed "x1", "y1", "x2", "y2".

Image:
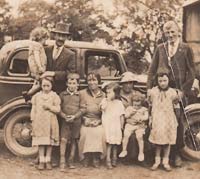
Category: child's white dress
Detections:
[
  {"x1": 101, "y1": 99, "x2": 125, "y2": 145},
  {"x1": 28, "y1": 41, "x2": 47, "y2": 78},
  {"x1": 148, "y1": 86, "x2": 178, "y2": 145}
]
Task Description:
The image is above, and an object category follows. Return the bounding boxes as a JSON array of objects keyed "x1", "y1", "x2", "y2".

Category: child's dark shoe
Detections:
[
  {"x1": 46, "y1": 162, "x2": 52, "y2": 170},
  {"x1": 38, "y1": 162, "x2": 45, "y2": 170},
  {"x1": 83, "y1": 158, "x2": 89, "y2": 168},
  {"x1": 93, "y1": 158, "x2": 100, "y2": 168},
  {"x1": 111, "y1": 159, "x2": 117, "y2": 167},
  {"x1": 174, "y1": 155, "x2": 182, "y2": 168}
]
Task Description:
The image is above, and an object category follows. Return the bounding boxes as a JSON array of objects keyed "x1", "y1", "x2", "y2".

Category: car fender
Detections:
[
  {"x1": 185, "y1": 103, "x2": 200, "y2": 115},
  {"x1": 0, "y1": 96, "x2": 31, "y2": 128}
]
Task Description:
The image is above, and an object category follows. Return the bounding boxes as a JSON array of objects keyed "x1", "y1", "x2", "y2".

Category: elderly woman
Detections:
[{"x1": 79, "y1": 72, "x2": 106, "y2": 168}]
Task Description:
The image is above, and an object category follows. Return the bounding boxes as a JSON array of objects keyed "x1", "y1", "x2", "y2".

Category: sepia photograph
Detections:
[{"x1": 0, "y1": 0, "x2": 200, "y2": 178}]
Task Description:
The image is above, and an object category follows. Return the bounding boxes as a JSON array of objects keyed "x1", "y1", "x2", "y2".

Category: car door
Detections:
[{"x1": 0, "y1": 48, "x2": 33, "y2": 105}]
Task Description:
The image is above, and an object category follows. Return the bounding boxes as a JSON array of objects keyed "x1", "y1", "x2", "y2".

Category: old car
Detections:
[
  {"x1": 181, "y1": 0, "x2": 200, "y2": 161},
  {"x1": 0, "y1": 39, "x2": 146, "y2": 157}
]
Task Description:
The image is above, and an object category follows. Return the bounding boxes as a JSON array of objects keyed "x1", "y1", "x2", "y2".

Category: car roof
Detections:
[
  {"x1": 1, "y1": 40, "x2": 117, "y2": 52},
  {"x1": 183, "y1": 0, "x2": 200, "y2": 7},
  {"x1": 48, "y1": 40, "x2": 117, "y2": 51}
]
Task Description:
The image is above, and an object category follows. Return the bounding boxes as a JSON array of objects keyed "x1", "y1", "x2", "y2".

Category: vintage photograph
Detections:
[{"x1": 0, "y1": 0, "x2": 200, "y2": 178}]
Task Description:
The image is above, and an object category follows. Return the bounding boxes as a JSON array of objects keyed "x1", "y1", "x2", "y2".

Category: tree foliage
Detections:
[
  {"x1": 0, "y1": 0, "x2": 12, "y2": 47},
  {"x1": 2, "y1": 0, "x2": 185, "y2": 74}
]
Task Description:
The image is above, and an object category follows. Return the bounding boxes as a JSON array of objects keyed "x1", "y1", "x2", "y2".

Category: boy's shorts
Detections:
[
  {"x1": 124, "y1": 123, "x2": 146, "y2": 138},
  {"x1": 60, "y1": 119, "x2": 81, "y2": 140}
]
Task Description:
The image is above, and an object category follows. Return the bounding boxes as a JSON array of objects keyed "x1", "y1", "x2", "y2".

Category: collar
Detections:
[
  {"x1": 53, "y1": 44, "x2": 64, "y2": 51},
  {"x1": 158, "y1": 86, "x2": 169, "y2": 92},
  {"x1": 86, "y1": 88, "x2": 104, "y2": 98},
  {"x1": 63, "y1": 88, "x2": 79, "y2": 96}
]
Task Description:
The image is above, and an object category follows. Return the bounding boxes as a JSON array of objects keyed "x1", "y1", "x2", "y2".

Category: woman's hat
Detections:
[
  {"x1": 120, "y1": 72, "x2": 137, "y2": 83},
  {"x1": 51, "y1": 22, "x2": 71, "y2": 35}
]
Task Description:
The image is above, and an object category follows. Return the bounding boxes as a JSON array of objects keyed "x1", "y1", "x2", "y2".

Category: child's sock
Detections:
[
  {"x1": 39, "y1": 156, "x2": 45, "y2": 163},
  {"x1": 45, "y1": 156, "x2": 51, "y2": 163}
]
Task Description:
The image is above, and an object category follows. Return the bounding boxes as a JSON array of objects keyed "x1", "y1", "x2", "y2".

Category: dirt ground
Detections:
[{"x1": 0, "y1": 130, "x2": 200, "y2": 179}]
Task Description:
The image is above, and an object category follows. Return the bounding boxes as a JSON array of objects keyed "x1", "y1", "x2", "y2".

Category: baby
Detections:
[{"x1": 119, "y1": 93, "x2": 148, "y2": 161}]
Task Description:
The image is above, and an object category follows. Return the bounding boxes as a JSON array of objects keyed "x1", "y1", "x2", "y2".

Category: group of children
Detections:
[
  {"x1": 30, "y1": 70, "x2": 180, "y2": 172},
  {"x1": 28, "y1": 26, "x2": 181, "y2": 172}
]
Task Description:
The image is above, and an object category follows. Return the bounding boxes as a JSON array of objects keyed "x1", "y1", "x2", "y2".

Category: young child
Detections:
[
  {"x1": 59, "y1": 73, "x2": 82, "y2": 171},
  {"x1": 119, "y1": 93, "x2": 148, "y2": 162},
  {"x1": 147, "y1": 70, "x2": 180, "y2": 171},
  {"x1": 100, "y1": 82, "x2": 125, "y2": 169},
  {"x1": 23, "y1": 27, "x2": 49, "y2": 101},
  {"x1": 31, "y1": 76, "x2": 61, "y2": 170}
]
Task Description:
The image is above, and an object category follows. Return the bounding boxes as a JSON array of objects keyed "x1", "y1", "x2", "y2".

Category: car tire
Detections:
[
  {"x1": 181, "y1": 112, "x2": 200, "y2": 161},
  {"x1": 4, "y1": 109, "x2": 38, "y2": 157}
]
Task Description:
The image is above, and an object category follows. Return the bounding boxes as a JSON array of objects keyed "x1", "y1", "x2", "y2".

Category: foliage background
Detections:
[{"x1": 0, "y1": 0, "x2": 184, "y2": 74}]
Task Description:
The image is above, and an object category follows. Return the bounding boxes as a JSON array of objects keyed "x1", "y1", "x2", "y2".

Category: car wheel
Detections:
[
  {"x1": 181, "y1": 112, "x2": 200, "y2": 161},
  {"x1": 4, "y1": 109, "x2": 38, "y2": 157}
]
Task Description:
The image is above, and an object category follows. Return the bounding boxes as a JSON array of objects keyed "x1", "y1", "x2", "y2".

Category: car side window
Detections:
[
  {"x1": 85, "y1": 51, "x2": 122, "y2": 78},
  {"x1": 8, "y1": 50, "x2": 30, "y2": 77}
]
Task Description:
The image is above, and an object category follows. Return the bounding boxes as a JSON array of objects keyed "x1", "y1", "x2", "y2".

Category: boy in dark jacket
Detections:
[{"x1": 59, "y1": 73, "x2": 82, "y2": 171}]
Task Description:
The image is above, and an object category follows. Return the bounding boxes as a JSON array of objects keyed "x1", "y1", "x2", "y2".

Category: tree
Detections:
[
  {"x1": 0, "y1": 0, "x2": 12, "y2": 47},
  {"x1": 11, "y1": 0, "x2": 54, "y2": 39},
  {"x1": 111, "y1": 0, "x2": 184, "y2": 73}
]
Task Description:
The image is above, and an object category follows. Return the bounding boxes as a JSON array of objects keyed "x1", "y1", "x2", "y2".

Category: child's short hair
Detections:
[
  {"x1": 67, "y1": 73, "x2": 80, "y2": 83},
  {"x1": 104, "y1": 82, "x2": 121, "y2": 100},
  {"x1": 132, "y1": 93, "x2": 145, "y2": 102},
  {"x1": 156, "y1": 68, "x2": 170, "y2": 81},
  {"x1": 30, "y1": 27, "x2": 49, "y2": 42},
  {"x1": 40, "y1": 76, "x2": 54, "y2": 86}
]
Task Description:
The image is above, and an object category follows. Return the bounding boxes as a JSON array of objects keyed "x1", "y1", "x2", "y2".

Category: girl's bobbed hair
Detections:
[
  {"x1": 104, "y1": 82, "x2": 121, "y2": 100},
  {"x1": 30, "y1": 27, "x2": 49, "y2": 42},
  {"x1": 87, "y1": 72, "x2": 101, "y2": 84},
  {"x1": 156, "y1": 68, "x2": 170, "y2": 81}
]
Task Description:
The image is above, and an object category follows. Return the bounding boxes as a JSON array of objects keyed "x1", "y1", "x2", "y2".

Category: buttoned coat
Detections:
[
  {"x1": 147, "y1": 42, "x2": 195, "y2": 95},
  {"x1": 45, "y1": 45, "x2": 76, "y2": 93}
]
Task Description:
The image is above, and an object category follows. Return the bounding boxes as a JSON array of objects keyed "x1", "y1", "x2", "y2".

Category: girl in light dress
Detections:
[
  {"x1": 100, "y1": 82, "x2": 125, "y2": 169},
  {"x1": 148, "y1": 70, "x2": 180, "y2": 171},
  {"x1": 31, "y1": 76, "x2": 61, "y2": 170}
]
